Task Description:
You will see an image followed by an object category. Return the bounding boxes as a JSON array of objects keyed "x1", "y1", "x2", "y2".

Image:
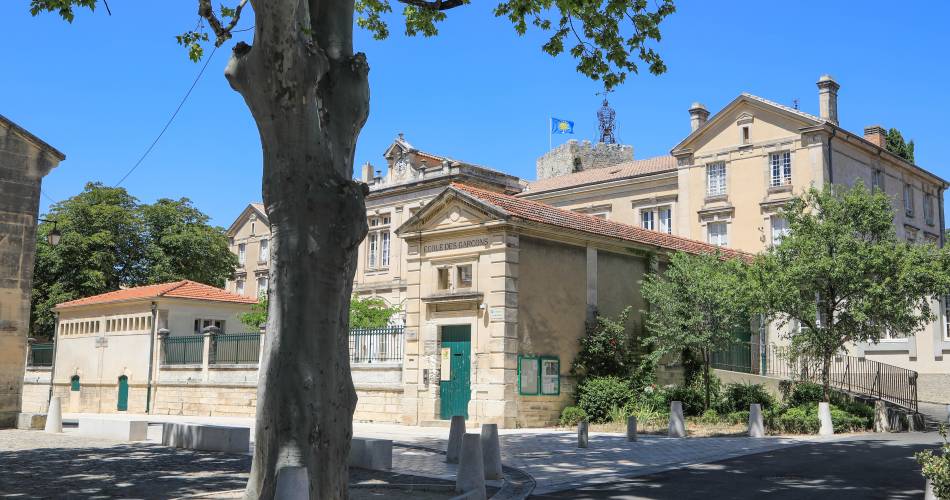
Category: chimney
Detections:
[
  {"x1": 688, "y1": 102, "x2": 709, "y2": 132},
  {"x1": 863, "y1": 125, "x2": 886, "y2": 148},
  {"x1": 817, "y1": 74, "x2": 840, "y2": 125},
  {"x1": 361, "y1": 162, "x2": 374, "y2": 183}
]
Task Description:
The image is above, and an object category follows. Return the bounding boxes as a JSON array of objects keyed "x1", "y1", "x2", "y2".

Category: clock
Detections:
[{"x1": 394, "y1": 155, "x2": 410, "y2": 177}]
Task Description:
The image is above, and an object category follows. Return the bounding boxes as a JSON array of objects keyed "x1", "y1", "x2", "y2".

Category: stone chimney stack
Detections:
[
  {"x1": 361, "y1": 162, "x2": 374, "y2": 184},
  {"x1": 863, "y1": 125, "x2": 887, "y2": 148},
  {"x1": 688, "y1": 102, "x2": 709, "y2": 132},
  {"x1": 817, "y1": 75, "x2": 840, "y2": 125}
]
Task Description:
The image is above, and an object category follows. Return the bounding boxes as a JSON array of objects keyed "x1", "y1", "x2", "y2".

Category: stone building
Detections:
[{"x1": 0, "y1": 115, "x2": 64, "y2": 427}]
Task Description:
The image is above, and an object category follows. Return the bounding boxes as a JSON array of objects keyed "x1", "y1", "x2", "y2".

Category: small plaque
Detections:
[
  {"x1": 488, "y1": 307, "x2": 505, "y2": 322},
  {"x1": 405, "y1": 328, "x2": 418, "y2": 341},
  {"x1": 95, "y1": 336, "x2": 109, "y2": 348},
  {"x1": 440, "y1": 348, "x2": 452, "y2": 381}
]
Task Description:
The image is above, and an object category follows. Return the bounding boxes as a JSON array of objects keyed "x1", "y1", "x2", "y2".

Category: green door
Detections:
[
  {"x1": 117, "y1": 376, "x2": 129, "y2": 411},
  {"x1": 439, "y1": 325, "x2": 471, "y2": 420}
]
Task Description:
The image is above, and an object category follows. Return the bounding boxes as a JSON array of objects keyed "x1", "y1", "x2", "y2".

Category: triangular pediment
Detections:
[{"x1": 397, "y1": 187, "x2": 508, "y2": 235}]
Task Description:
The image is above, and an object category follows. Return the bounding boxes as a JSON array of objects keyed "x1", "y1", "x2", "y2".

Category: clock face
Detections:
[{"x1": 394, "y1": 156, "x2": 409, "y2": 176}]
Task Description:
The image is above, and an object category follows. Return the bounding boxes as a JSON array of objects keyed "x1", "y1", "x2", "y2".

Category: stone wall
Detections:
[
  {"x1": 0, "y1": 118, "x2": 63, "y2": 427},
  {"x1": 535, "y1": 140, "x2": 633, "y2": 180},
  {"x1": 917, "y1": 373, "x2": 950, "y2": 404}
]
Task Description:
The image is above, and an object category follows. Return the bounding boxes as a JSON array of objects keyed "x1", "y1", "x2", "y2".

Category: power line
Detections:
[{"x1": 114, "y1": 45, "x2": 219, "y2": 187}]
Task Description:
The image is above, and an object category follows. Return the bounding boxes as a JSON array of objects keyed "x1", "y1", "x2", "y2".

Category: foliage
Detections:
[
  {"x1": 30, "y1": 183, "x2": 236, "y2": 339},
  {"x1": 665, "y1": 375, "x2": 722, "y2": 417},
  {"x1": 785, "y1": 382, "x2": 824, "y2": 407},
  {"x1": 725, "y1": 410, "x2": 750, "y2": 426},
  {"x1": 576, "y1": 376, "x2": 634, "y2": 424},
  {"x1": 240, "y1": 294, "x2": 269, "y2": 330},
  {"x1": 699, "y1": 409, "x2": 720, "y2": 425},
  {"x1": 642, "y1": 251, "x2": 753, "y2": 410},
  {"x1": 774, "y1": 404, "x2": 869, "y2": 434},
  {"x1": 718, "y1": 382, "x2": 776, "y2": 414},
  {"x1": 571, "y1": 307, "x2": 638, "y2": 380},
  {"x1": 559, "y1": 406, "x2": 588, "y2": 427},
  {"x1": 751, "y1": 182, "x2": 950, "y2": 400},
  {"x1": 349, "y1": 296, "x2": 402, "y2": 329},
  {"x1": 607, "y1": 405, "x2": 630, "y2": 424},
  {"x1": 916, "y1": 426, "x2": 950, "y2": 499},
  {"x1": 885, "y1": 128, "x2": 916, "y2": 163}
]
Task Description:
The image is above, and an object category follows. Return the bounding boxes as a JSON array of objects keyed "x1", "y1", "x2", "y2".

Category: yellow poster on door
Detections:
[{"x1": 440, "y1": 347, "x2": 452, "y2": 381}]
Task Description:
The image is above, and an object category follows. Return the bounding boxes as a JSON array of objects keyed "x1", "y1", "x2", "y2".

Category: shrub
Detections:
[
  {"x1": 666, "y1": 375, "x2": 721, "y2": 416},
  {"x1": 608, "y1": 405, "x2": 629, "y2": 424},
  {"x1": 916, "y1": 425, "x2": 950, "y2": 500},
  {"x1": 830, "y1": 406, "x2": 869, "y2": 433},
  {"x1": 774, "y1": 404, "x2": 872, "y2": 434},
  {"x1": 718, "y1": 382, "x2": 777, "y2": 413},
  {"x1": 577, "y1": 376, "x2": 634, "y2": 423},
  {"x1": 726, "y1": 410, "x2": 750, "y2": 425},
  {"x1": 571, "y1": 308, "x2": 636, "y2": 379},
  {"x1": 699, "y1": 409, "x2": 720, "y2": 425},
  {"x1": 559, "y1": 406, "x2": 588, "y2": 427},
  {"x1": 785, "y1": 382, "x2": 824, "y2": 407}
]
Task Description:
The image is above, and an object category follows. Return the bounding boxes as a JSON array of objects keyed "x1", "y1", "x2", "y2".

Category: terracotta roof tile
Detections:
[
  {"x1": 452, "y1": 183, "x2": 751, "y2": 260},
  {"x1": 521, "y1": 156, "x2": 678, "y2": 195},
  {"x1": 56, "y1": 280, "x2": 257, "y2": 309}
]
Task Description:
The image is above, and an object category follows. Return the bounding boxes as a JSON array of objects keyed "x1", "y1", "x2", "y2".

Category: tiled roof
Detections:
[
  {"x1": 451, "y1": 183, "x2": 751, "y2": 260},
  {"x1": 56, "y1": 280, "x2": 257, "y2": 309},
  {"x1": 521, "y1": 156, "x2": 678, "y2": 195}
]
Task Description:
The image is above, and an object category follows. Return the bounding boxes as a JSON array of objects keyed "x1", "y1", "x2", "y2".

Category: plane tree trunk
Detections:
[{"x1": 224, "y1": 1, "x2": 369, "y2": 498}]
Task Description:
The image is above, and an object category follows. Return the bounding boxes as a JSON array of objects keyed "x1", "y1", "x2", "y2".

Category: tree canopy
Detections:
[
  {"x1": 886, "y1": 127, "x2": 916, "y2": 163},
  {"x1": 752, "y1": 182, "x2": 950, "y2": 400},
  {"x1": 31, "y1": 182, "x2": 237, "y2": 339}
]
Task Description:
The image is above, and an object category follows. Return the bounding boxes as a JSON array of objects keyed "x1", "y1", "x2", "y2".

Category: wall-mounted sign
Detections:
[
  {"x1": 440, "y1": 348, "x2": 452, "y2": 381},
  {"x1": 405, "y1": 328, "x2": 418, "y2": 341},
  {"x1": 540, "y1": 358, "x2": 560, "y2": 395},
  {"x1": 488, "y1": 306, "x2": 505, "y2": 322},
  {"x1": 423, "y1": 237, "x2": 489, "y2": 254}
]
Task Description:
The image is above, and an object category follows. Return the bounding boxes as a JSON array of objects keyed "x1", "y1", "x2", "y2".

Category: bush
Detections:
[
  {"x1": 608, "y1": 405, "x2": 629, "y2": 423},
  {"x1": 699, "y1": 409, "x2": 720, "y2": 425},
  {"x1": 725, "y1": 410, "x2": 750, "y2": 425},
  {"x1": 665, "y1": 375, "x2": 721, "y2": 416},
  {"x1": 774, "y1": 403, "x2": 872, "y2": 434},
  {"x1": 577, "y1": 376, "x2": 634, "y2": 423},
  {"x1": 718, "y1": 382, "x2": 777, "y2": 414},
  {"x1": 785, "y1": 382, "x2": 824, "y2": 407},
  {"x1": 916, "y1": 426, "x2": 950, "y2": 500},
  {"x1": 559, "y1": 406, "x2": 588, "y2": 427}
]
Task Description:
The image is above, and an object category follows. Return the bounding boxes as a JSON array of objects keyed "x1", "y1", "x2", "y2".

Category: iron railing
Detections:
[
  {"x1": 27, "y1": 343, "x2": 54, "y2": 367},
  {"x1": 162, "y1": 335, "x2": 205, "y2": 365},
  {"x1": 211, "y1": 333, "x2": 261, "y2": 365},
  {"x1": 710, "y1": 341, "x2": 753, "y2": 373},
  {"x1": 349, "y1": 327, "x2": 404, "y2": 363}
]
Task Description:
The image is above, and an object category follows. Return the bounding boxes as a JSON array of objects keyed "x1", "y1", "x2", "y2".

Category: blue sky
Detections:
[{"x1": 2, "y1": 1, "x2": 948, "y2": 227}]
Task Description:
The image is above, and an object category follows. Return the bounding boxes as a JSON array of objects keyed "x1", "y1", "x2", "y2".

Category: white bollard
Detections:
[
  {"x1": 818, "y1": 402, "x2": 834, "y2": 436},
  {"x1": 626, "y1": 416, "x2": 638, "y2": 442},
  {"x1": 455, "y1": 433, "x2": 487, "y2": 500},
  {"x1": 44, "y1": 396, "x2": 63, "y2": 434},
  {"x1": 925, "y1": 477, "x2": 937, "y2": 500},
  {"x1": 748, "y1": 404, "x2": 764, "y2": 438},
  {"x1": 577, "y1": 419, "x2": 589, "y2": 448},
  {"x1": 480, "y1": 424, "x2": 503, "y2": 480},
  {"x1": 446, "y1": 415, "x2": 466, "y2": 464},
  {"x1": 945, "y1": 404, "x2": 950, "y2": 425},
  {"x1": 668, "y1": 401, "x2": 686, "y2": 438},
  {"x1": 873, "y1": 400, "x2": 890, "y2": 433},
  {"x1": 274, "y1": 466, "x2": 308, "y2": 500}
]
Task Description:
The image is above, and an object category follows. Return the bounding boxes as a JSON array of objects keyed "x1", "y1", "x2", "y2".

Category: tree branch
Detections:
[
  {"x1": 397, "y1": 0, "x2": 466, "y2": 10},
  {"x1": 198, "y1": 0, "x2": 248, "y2": 46}
]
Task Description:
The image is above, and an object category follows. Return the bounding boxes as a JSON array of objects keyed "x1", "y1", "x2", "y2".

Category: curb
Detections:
[{"x1": 394, "y1": 442, "x2": 536, "y2": 499}]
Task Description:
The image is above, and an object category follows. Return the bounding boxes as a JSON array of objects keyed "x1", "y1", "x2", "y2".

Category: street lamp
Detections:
[{"x1": 38, "y1": 218, "x2": 61, "y2": 246}]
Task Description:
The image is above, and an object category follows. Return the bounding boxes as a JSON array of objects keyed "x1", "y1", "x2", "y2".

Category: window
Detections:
[
  {"x1": 518, "y1": 355, "x2": 560, "y2": 396},
  {"x1": 381, "y1": 232, "x2": 391, "y2": 267},
  {"x1": 706, "y1": 162, "x2": 726, "y2": 196},
  {"x1": 236, "y1": 279, "x2": 245, "y2": 296},
  {"x1": 457, "y1": 265, "x2": 473, "y2": 288},
  {"x1": 257, "y1": 276, "x2": 268, "y2": 297},
  {"x1": 640, "y1": 210, "x2": 655, "y2": 230},
  {"x1": 367, "y1": 233, "x2": 378, "y2": 269},
  {"x1": 259, "y1": 238, "x2": 269, "y2": 263},
  {"x1": 238, "y1": 243, "x2": 246, "y2": 265},
  {"x1": 194, "y1": 319, "x2": 225, "y2": 335},
  {"x1": 872, "y1": 169, "x2": 885, "y2": 191},
  {"x1": 741, "y1": 126, "x2": 750, "y2": 145},
  {"x1": 944, "y1": 296, "x2": 950, "y2": 341},
  {"x1": 70, "y1": 376, "x2": 80, "y2": 392},
  {"x1": 437, "y1": 268, "x2": 450, "y2": 290},
  {"x1": 659, "y1": 207, "x2": 672, "y2": 234},
  {"x1": 904, "y1": 183, "x2": 915, "y2": 217},
  {"x1": 707, "y1": 222, "x2": 728, "y2": 246},
  {"x1": 924, "y1": 194, "x2": 935, "y2": 226},
  {"x1": 769, "y1": 152, "x2": 792, "y2": 187},
  {"x1": 366, "y1": 215, "x2": 391, "y2": 270},
  {"x1": 770, "y1": 216, "x2": 789, "y2": 246}
]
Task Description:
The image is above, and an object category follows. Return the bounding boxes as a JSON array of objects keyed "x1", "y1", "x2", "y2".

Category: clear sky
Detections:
[{"x1": 2, "y1": 1, "x2": 948, "y2": 228}]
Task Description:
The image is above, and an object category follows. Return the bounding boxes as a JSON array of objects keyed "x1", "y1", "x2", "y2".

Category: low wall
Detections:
[
  {"x1": 917, "y1": 374, "x2": 950, "y2": 404},
  {"x1": 713, "y1": 369, "x2": 784, "y2": 399}
]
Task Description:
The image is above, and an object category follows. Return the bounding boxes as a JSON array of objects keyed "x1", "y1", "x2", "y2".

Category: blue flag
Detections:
[{"x1": 551, "y1": 117, "x2": 574, "y2": 134}]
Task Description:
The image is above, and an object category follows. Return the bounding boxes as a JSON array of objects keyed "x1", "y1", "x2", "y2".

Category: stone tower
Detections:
[{"x1": 535, "y1": 140, "x2": 634, "y2": 180}]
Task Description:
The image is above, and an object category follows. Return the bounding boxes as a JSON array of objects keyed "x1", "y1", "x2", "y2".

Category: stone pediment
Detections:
[{"x1": 396, "y1": 187, "x2": 508, "y2": 236}]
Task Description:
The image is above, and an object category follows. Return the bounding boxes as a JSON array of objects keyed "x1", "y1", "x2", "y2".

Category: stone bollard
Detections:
[
  {"x1": 577, "y1": 419, "x2": 589, "y2": 448},
  {"x1": 748, "y1": 404, "x2": 764, "y2": 438},
  {"x1": 668, "y1": 401, "x2": 686, "y2": 438},
  {"x1": 455, "y1": 433, "x2": 487, "y2": 500},
  {"x1": 480, "y1": 424, "x2": 503, "y2": 480},
  {"x1": 946, "y1": 404, "x2": 950, "y2": 425},
  {"x1": 818, "y1": 402, "x2": 834, "y2": 436},
  {"x1": 925, "y1": 477, "x2": 937, "y2": 500},
  {"x1": 446, "y1": 415, "x2": 466, "y2": 464},
  {"x1": 274, "y1": 466, "x2": 308, "y2": 500},
  {"x1": 44, "y1": 396, "x2": 63, "y2": 434},
  {"x1": 873, "y1": 400, "x2": 890, "y2": 432},
  {"x1": 626, "y1": 416, "x2": 638, "y2": 442}
]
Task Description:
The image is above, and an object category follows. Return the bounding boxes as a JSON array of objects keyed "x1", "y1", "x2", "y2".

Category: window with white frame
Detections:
[
  {"x1": 658, "y1": 207, "x2": 672, "y2": 234},
  {"x1": 435, "y1": 263, "x2": 474, "y2": 292},
  {"x1": 256, "y1": 276, "x2": 268, "y2": 297},
  {"x1": 707, "y1": 221, "x2": 728, "y2": 246},
  {"x1": 640, "y1": 206, "x2": 672, "y2": 234},
  {"x1": 904, "y1": 183, "x2": 915, "y2": 217},
  {"x1": 259, "y1": 238, "x2": 269, "y2": 263},
  {"x1": 195, "y1": 319, "x2": 225, "y2": 334},
  {"x1": 238, "y1": 243, "x2": 246, "y2": 265},
  {"x1": 640, "y1": 210, "x2": 655, "y2": 230},
  {"x1": 366, "y1": 215, "x2": 391, "y2": 270},
  {"x1": 924, "y1": 194, "x2": 935, "y2": 226},
  {"x1": 872, "y1": 169, "x2": 885, "y2": 191},
  {"x1": 707, "y1": 162, "x2": 727, "y2": 196},
  {"x1": 769, "y1": 152, "x2": 792, "y2": 187},
  {"x1": 236, "y1": 279, "x2": 245, "y2": 296},
  {"x1": 770, "y1": 216, "x2": 789, "y2": 246}
]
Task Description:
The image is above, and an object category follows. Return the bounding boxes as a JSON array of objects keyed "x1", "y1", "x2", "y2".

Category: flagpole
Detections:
[{"x1": 548, "y1": 116, "x2": 552, "y2": 151}]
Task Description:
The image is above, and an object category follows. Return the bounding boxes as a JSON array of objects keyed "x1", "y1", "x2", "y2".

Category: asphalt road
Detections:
[{"x1": 532, "y1": 432, "x2": 942, "y2": 500}]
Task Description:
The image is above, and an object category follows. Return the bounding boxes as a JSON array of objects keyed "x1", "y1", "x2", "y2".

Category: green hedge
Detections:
[{"x1": 576, "y1": 376, "x2": 634, "y2": 423}]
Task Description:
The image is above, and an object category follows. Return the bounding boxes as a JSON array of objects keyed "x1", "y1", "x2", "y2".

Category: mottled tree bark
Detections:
[{"x1": 224, "y1": 1, "x2": 369, "y2": 498}]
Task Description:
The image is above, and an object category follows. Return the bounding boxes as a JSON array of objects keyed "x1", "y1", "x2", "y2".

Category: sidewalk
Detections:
[{"x1": 61, "y1": 413, "x2": 824, "y2": 495}]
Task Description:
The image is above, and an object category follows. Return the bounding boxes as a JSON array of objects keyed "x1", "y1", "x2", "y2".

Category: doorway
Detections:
[
  {"x1": 439, "y1": 325, "x2": 471, "y2": 420},
  {"x1": 117, "y1": 375, "x2": 129, "y2": 411}
]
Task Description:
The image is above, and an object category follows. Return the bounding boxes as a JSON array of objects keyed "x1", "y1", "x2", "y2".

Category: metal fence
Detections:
[
  {"x1": 710, "y1": 341, "x2": 753, "y2": 373},
  {"x1": 162, "y1": 335, "x2": 205, "y2": 365},
  {"x1": 211, "y1": 333, "x2": 261, "y2": 365},
  {"x1": 349, "y1": 327, "x2": 404, "y2": 363},
  {"x1": 27, "y1": 343, "x2": 54, "y2": 367}
]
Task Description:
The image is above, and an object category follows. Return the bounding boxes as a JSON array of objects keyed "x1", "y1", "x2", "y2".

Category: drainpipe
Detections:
[
  {"x1": 939, "y1": 187, "x2": 946, "y2": 248},
  {"x1": 47, "y1": 311, "x2": 60, "y2": 409},
  {"x1": 145, "y1": 302, "x2": 158, "y2": 413},
  {"x1": 826, "y1": 128, "x2": 837, "y2": 185}
]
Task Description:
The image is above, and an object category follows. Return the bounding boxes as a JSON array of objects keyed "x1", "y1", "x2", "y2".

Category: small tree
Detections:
[
  {"x1": 753, "y1": 182, "x2": 950, "y2": 401},
  {"x1": 886, "y1": 127, "x2": 916, "y2": 163},
  {"x1": 570, "y1": 306, "x2": 636, "y2": 379},
  {"x1": 349, "y1": 296, "x2": 401, "y2": 329},
  {"x1": 641, "y1": 251, "x2": 752, "y2": 410},
  {"x1": 240, "y1": 294, "x2": 269, "y2": 330}
]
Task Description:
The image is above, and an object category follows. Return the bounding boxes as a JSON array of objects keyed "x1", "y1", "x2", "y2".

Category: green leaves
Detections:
[
  {"x1": 29, "y1": 0, "x2": 98, "y2": 23},
  {"x1": 886, "y1": 128, "x2": 916, "y2": 163},
  {"x1": 349, "y1": 295, "x2": 401, "y2": 328},
  {"x1": 176, "y1": 31, "x2": 210, "y2": 62}
]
